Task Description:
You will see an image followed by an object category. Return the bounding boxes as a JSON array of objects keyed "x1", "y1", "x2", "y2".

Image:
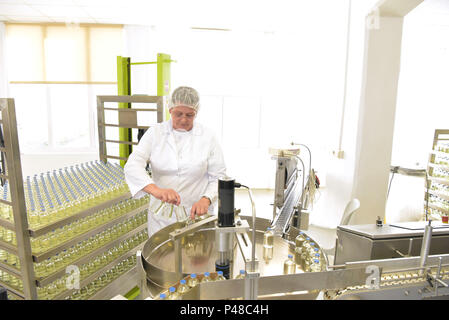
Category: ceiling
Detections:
[{"x1": 0, "y1": 0, "x2": 448, "y2": 29}]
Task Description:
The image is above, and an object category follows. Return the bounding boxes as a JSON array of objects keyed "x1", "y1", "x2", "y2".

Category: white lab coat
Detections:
[{"x1": 124, "y1": 119, "x2": 226, "y2": 236}]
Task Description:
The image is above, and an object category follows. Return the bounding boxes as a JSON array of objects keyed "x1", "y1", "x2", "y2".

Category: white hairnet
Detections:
[{"x1": 169, "y1": 86, "x2": 200, "y2": 112}]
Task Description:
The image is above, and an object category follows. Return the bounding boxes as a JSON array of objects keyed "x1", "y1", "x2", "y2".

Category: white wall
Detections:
[
  {"x1": 387, "y1": 3, "x2": 449, "y2": 223},
  {"x1": 309, "y1": 0, "x2": 379, "y2": 228},
  {"x1": 0, "y1": 22, "x2": 8, "y2": 98}
]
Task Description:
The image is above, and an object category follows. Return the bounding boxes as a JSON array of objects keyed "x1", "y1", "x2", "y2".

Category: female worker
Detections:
[{"x1": 124, "y1": 86, "x2": 227, "y2": 236}]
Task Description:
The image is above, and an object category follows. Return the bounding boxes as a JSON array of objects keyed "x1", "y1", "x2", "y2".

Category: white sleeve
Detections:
[
  {"x1": 202, "y1": 134, "x2": 227, "y2": 204},
  {"x1": 124, "y1": 127, "x2": 155, "y2": 198}
]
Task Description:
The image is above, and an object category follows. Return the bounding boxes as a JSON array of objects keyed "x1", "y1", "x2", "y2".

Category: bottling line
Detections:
[{"x1": 1, "y1": 95, "x2": 449, "y2": 301}]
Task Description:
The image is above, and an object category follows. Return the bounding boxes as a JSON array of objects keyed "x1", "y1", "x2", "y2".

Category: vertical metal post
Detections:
[
  {"x1": 156, "y1": 53, "x2": 171, "y2": 121},
  {"x1": 419, "y1": 220, "x2": 432, "y2": 276},
  {"x1": 174, "y1": 238, "x2": 183, "y2": 276},
  {"x1": 97, "y1": 96, "x2": 107, "y2": 164},
  {"x1": 117, "y1": 56, "x2": 131, "y2": 167},
  {"x1": 0, "y1": 99, "x2": 37, "y2": 299}
]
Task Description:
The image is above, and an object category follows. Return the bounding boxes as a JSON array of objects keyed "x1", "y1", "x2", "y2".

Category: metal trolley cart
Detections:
[{"x1": 0, "y1": 95, "x2": 162, "y2": 300}]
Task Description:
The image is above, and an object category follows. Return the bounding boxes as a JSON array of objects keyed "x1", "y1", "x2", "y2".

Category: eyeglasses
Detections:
[{"x1": 171, "y1": 111, "x2": 196, "y2": 120}]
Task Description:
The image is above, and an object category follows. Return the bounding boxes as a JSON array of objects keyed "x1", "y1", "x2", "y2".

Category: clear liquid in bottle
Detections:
[{"x1": 283, "y1": 254, "x2": 296, "y2": 275}]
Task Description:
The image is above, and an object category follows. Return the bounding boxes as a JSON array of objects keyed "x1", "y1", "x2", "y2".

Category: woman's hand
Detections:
[
  {"x1": 144, "y1": 184, "x2": 181, "y2": 205},
  {"x1": 190, "y1": 197, "x2": 211, "y2": 220}
]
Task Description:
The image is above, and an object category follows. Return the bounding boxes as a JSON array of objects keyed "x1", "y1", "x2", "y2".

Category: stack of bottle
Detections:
[
  {"x1": 34, "y1": 226, "x2": 147, "y2": 280},
  {"x1": 0, "y1": 160, "x2": 155, "y2": 300},
  {"x1": 0, "y1": 249, "x2": 20, "y2": 270},
  {"x1": 0, "y1": 269, "x2": 23, "y2": 292},
  {"x1": 0, "y1": 226, "x2": 17, "y2": 246},
  {"x1": 36, "y1": 229, "x2": 147, "y2": 300},
  {"x1": 435, "y1": 143, "x2": 449, "y2": 154},
  {"x1": 30, "y1": 197, "x2": 149, "y2": 255},
  {"x1": 292, "y1": 232, "x2": 324, "y2": 273},
  {"x1": 430, "y1": 182, "x2": 449, "y2": 196},
  {"x1": 432, "y1": 168, "x2": 449, "y2": 181},
  {"x1": 0, "y1": 161, "x2": 130, "y2": 227},
  {"x1": 158, "y1": 271, "x2": 227, "y2": 300},
  {"x1": 428, "y1": 194, "x2": 449, "y2": 211},
  {"x1": 66, "y1": 255, "x2": 138, "y2": 300}
]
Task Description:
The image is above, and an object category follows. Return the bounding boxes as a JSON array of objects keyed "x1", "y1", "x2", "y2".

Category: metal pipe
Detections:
[
  {"x1": 291, "y1": 142, "x2": 312, "y2": 176},
  {"x1": 294, "y1": 156, "x2": 306, "y2": 210},
  {"x1": 243, "y1": 187, "x2": 257, "y2": 272},
  {"x1": 419, "y1": 220, "x2": 433, "y2": 275}
]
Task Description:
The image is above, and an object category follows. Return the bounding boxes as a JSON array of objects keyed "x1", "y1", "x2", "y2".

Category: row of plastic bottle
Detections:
[
  {"x1": 0, "y1": 225, "x2": 17, "y2": 246},
  {"x1": 428, "y1": 194, "x2": 449, "y2": 211},
  {"x1": 0, "y1": 269, "x2": 23, "y2": 292},
  {"x1": 36, "y1": 230, "x2": 146, "y2": 300},
  {"x1": 160, "y1": 271, "x2": 228, "y2": 300},
  {"x1": 432, "y1": 168, "x2": 449, "y2": 180},
  {"x1": 0, "y1": 161, "x2": 130, "y2": 227},
  {"x1": 435, "y1": 155, "x2": 449, "y2": 166},
  {"x1": 34, "y1": 228, "x2": 148, "y2": 279},
  {"x1": 293, "y1": 231, "x2": 324, "y2": 272},
  {"x1": 43, "y1": 255, "x2": 138, "y2": 300},
  {"x1": 0, "y1": 249, "x2": 20, "y2": 270},
  {"x1": 261, "y1": 227, "x2": 324, "y2": 273},
  {"x1": 435, "y1": 143, "x2": 449, "y2": 154},
  {"x1": 33, "y1": 211, "x2": 147, "y2": 278},
  {"x1": 430, "y1": 182, "x2": 449, "y2": 195},
  {"x1": 30, "y1": 201, "x2": 148, "y2": 254}
]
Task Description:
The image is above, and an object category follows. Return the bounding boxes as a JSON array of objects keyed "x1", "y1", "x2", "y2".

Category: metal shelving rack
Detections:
[
  {"x1": 0, "y1": 95, "x2": 163, "y2": 300},
  {"x1": 425, "y1": 129, "x2": 449, "y2": 221}
]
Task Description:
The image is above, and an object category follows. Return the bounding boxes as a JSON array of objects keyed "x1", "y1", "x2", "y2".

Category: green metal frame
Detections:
[{"x1": 116, "y1": 53, "x2": 174, "y2": 167}]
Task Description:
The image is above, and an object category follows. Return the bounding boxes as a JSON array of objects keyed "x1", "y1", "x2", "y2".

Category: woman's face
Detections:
[{"x1": 170, "y1": 105, "x2": 196, "y2": 131}]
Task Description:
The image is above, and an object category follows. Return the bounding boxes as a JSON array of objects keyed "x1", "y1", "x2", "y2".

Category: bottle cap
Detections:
[
  {"x1": 240, "y1": 269, "x2": 245, "y2": 274},
  {"x1": 180, "y1": 279, "x2": 186, "y2": 285},
  {"x1": 169, "y1": 287, "x2": 176, "y2": 292},
  {"x1": 314, "y1": 248, "x2": 319, "y2": 252},
  {"x1": 314, "y1": 259, "x2": 319, "y2": 263},
  {"x1": 191, "y1": 273, "x2": 197, "y2": 278},
  {"x1": 217, "y1": 271, "x2": 223, "y2": 275},
  {"x1": 315, "y1": 253, "x2": 320, "y2": 257},
  {"x1": 204, "y1": 272, "x2": 210, "y2": 277},
  {"x1": 288, "y1": 254, "x2": 293, "y2": 259},
  {"x1": 160, "y1": 293, "x2": 166, "y2": 299},
  {"x1": 310, "y1": 242, "x2": 315, "y2": 246},
  {"x1": 306, "y1": 237, "x2": 310, "y2": 241}
]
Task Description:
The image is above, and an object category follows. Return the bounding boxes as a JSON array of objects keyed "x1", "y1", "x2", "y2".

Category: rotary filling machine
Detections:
[
  {"x1": 134, "y1": 144, "x2": 449, "y2": 300},
  {"x1": 2, "y1": 94, "x2": 449, "y2": 300}
]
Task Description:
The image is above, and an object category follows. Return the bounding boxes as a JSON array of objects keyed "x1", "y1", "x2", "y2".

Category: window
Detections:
[{"x1": 5, "y1": 23, "x2": 123, "y2": 152}]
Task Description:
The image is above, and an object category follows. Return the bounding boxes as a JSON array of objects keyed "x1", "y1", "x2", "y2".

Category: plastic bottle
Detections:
[
  {"x1": 201, "y1": 272, "x2": 212, "y2": 283},
  {"x1": 295, "y1": 231, "x2": 306, "y2": 248},
  {"x1": 310, "y1": 259, "x2": 322, "y2": 272},
  {"x1": 303, "y1": 242, "x2": 317, "y2": 271},
  {"x1": 178, "y1": 279, "x2": 190, "y2": 294},
  {"x1": 216, "y1": 271, "x2": 226, "y2": 281},
  {"x1": 300, "y1": 237, "x2": 311, "y2": 270},
  {"x1": 187, "y1": 273, "x2": 199, "y2": 288},
  {"x1": 294, "y1": 246, "x2": 302, "y2": 266},
  {"x1": 235, "y1": 269, "x2": 246, "y2": 279},
  {"x1": 263, "y1": 227, "x2": 274, "y2": 261},
  {"x1": 283, "y1": 254, "x2": 296, "y2": 275},
  {"x1": 167, "y1": 287, "x2": 179, "y2": 300}
]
